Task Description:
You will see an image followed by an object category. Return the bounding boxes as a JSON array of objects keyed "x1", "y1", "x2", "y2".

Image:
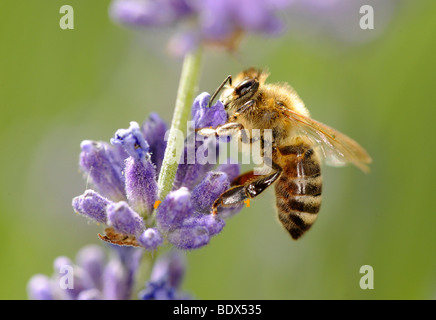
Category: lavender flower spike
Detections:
[
  {"x1": 109, "y1": 0, "x2": 292, "y2": 56},
  {"x1": 79, "y1": 140, "x2": 126, "y2": 201},
  {"x1": 72, "y1": 92, "x2": 245, "y2": 252},
  {"x1": 28, "y1": 245, "x2": 144, "y2": 300},
  {"x1": 198, "y1": 0, "x2": 289, "y2": 39},
  {"x1": 111, "y1": 121, "x2": 158, "y2": 215}
]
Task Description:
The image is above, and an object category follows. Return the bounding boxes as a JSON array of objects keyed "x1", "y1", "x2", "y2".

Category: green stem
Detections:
[{"x1": 157, "y1": 48, "x2": 202, "y2": 200}]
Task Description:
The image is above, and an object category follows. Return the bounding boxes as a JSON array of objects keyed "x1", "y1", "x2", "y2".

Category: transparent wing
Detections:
[{"x1": 282, "y1": 108, "x2": 372, "y2": 172}]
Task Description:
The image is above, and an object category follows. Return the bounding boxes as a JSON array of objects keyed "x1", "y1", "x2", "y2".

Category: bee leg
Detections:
[
  {"x1": 235, "y1": 100, "x2": 255, "y2": 115},
  {"x1": 196, "y1": 122, "x2": 243, "y2": 137},
  {"x1": 212, "y1": 169, "x2": 282, "y2": 214},
  {"x1": 230, "y1": 170, "x2": 257, "y2": 186}
]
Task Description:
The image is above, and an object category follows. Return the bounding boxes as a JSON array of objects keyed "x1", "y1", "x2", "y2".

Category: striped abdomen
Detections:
[{"x1": 275, "y1": 143, "x2": 322, "y2": 239}]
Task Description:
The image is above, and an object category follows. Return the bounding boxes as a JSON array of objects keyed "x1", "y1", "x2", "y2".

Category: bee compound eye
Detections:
[{"x1": 235, "y1": 79, "x2": 256, "y2": 97}]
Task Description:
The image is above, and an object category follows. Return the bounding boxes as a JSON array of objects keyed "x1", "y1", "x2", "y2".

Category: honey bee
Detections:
[{"x1": 198, "y1": 68, "x2": 372, "y2": 240}]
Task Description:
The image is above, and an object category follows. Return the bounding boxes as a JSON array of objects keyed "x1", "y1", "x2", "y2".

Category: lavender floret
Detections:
[
  {"x1": 167, "y1": 226, "x2": 210, "y2": 250},
  {"x1": 111, "y1": 121, "x2": 158, "y2": 215},
  {"x1": 72, "y1": 189, "x2": 112, "y2": 224},
  {"x1": 79, "y1": 141, "x2": 126, "y2": 201},
  {"x1": 156, "y1": 187, "x2": 193, "y2": 233},
  {"x1": 192, "y1": 92, "x2": 227, "y2": 128},
  {"x1": 137, "y1": 228, "x2": 164, "y2": 251},
  {"x1": 27, "y1": 275, "x2": 55, "y2": 300},
  {"x1": 191, "y1": 171, "x2": 230, "y2": 213},
  {"x1": 141, "y1": 113, "x2": 168, "y2": 174},
  {"x1": 107, "y1": 201, "x2": 145, "y2": 236}
]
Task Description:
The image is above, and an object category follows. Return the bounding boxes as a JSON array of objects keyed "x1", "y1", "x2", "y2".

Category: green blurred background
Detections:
[{"x1": 1, "y1": 0, "x2": 435, "y2": 299}]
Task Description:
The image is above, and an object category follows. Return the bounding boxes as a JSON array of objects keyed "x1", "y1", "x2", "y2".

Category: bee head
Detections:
[
  {"x1": 234, "y1": 78, "x2": 259, "y2": 99},
  {"x1": 210, "y1": 68, "x2": 269, "y2": 118}
]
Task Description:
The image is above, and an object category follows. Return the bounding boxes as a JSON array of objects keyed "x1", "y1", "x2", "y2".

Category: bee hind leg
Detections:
[{"x1": 212, "y1": 169, "x2": 282, "y2": 214}]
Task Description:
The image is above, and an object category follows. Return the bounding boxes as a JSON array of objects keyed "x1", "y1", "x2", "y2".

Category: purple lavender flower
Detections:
[
  {"x1": 191, "y1": 171, "x2": 230, "y2": 213},
  {"x1": 173, "y1": 92, "x2": 226, "y2": 190},
  {"x1": 27, "y1": 245, "x2": 143, "y2": 300},
  {"x1": 192, "y1": 92, "x2": 227, "y2": 128},
  {"x1": 156, "y1": 187, "x2": 193, "y2": 233},
  {"x1": 182, "y1": 213, "x2": 225, "y2": 237},
  {"x1": 79, "y1": 140, "x2": 126, "y2": 202},
  {"x1": 27, "y1": 275, "x2": 56, "y2": 300},
  {"x1": 28, "y1": 245, "x2": 191, "y2": 300},
  {"x1": 110, "y1": 0, "x2": 397, "y2": 55},
  {"x1": 107, "y1": 201, "x2": 145, "y2": 236},
  {"x1": 109, "y1": 0, "x2": 293, "y2": 55},
  {"x1": 196, "y1": 0, "x2": 289, "y2": 40},
  {"x1": 137, "y1": 228, "x2": 164, "y2": 250},
  {"x1": 111, "y1": 121, "x2": 158, "y2": 215},
  {"x1": 72, "y1": 93, "x2": 243, "y2": 252},
  {"x1": 172, "y1": 138, "x2": 216, "y2": 190},
  {"x1": 72, "y1": 189, "x2": 111, "y2": 224},
  {"x1": 216, "y1": 163, "x2": 240, "y2": 182},
  {"x1": 73, "y1": 118, "x2": 161, "y2": 250},
  {"x1": 141, "y1": 112, "x2": 168, "y2": 174}
]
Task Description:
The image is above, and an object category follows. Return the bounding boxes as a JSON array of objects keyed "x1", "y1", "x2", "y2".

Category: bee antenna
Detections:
[{"x1": 208, "y1": 75, "x2": 232, "y2": 108}]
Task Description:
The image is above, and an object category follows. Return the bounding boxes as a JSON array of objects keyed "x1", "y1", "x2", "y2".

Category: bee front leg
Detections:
[
  {"x1": 212, "y1": 168, "x2": 282, "y2": 214},
  {"x1": 196, "y1": 122, "x2": 244, "y2": 137}
]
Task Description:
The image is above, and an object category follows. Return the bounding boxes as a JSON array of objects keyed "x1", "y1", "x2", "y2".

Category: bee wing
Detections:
[{"x1": 282, "y1": 108, "x2": 372, "y2": 172}]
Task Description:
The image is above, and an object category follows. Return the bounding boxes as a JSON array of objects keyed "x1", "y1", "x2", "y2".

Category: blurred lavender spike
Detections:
[
  {"x1": 27, "y1": 275, "x2": 56, "y2": 300},
  {"x1": 75, "y1": 245, "x2": 107, "y2": 290},
  {"x1": 109, "y1": 0, "x2": 293, "y2": 56},
  {"x1": 110, "y1": 0, "x2": 194, "y2": 27},
  {"x1": 140, "y1": 250, "x2": 191, "y2": 300}
]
